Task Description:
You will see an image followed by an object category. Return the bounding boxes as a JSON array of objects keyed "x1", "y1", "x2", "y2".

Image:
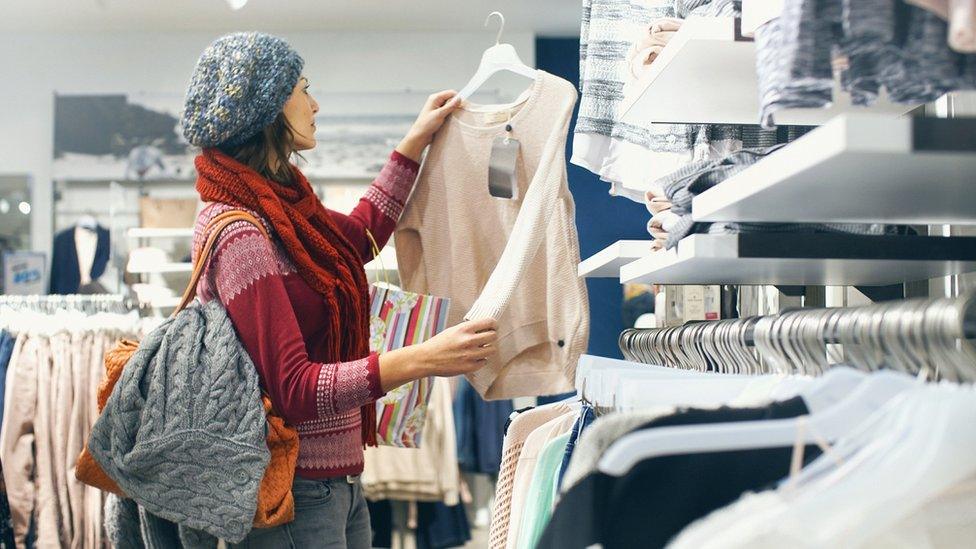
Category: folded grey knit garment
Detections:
[
  {"x1": 105, "y1": 495, "x2": 144, "y2": 549},
  {"x1": 886, "y1": 6, "x2": 976, "y2": 102},
  {"x1": 664, "y1": 218, "x2": 891, "y2": 250},
  {"x1": 105, "y1": 493, "x2": 219, "y2": 549},
  {"x1": 676, "y1": 0, "x2": 741, "y2": 18},
  {"x1": 656, "y1": 143, "x2": 894, "y2": 248},
  {"x1": 661, "y1": 144, "x2": 787, "y2": 214},
  {"x1": 89, "y1": 300, "x2": 269, "y2": 543},
  {"x1": 758, "y1": 0, "x2": 976, "y2": 125},
  {"x1": 754, "y1": 2, "x2": 834, "y2": 128}
]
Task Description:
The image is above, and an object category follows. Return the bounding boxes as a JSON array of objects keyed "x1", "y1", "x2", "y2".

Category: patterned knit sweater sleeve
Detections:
[
  {"x1": 192, "y1": 151, "x2": 417, "y2": 425},
  {"x1": 196, "y1": 213, "x2": 380, "y2": 425},
  {"x1": 328, "y1": 150, "x2": 419, "y2": 261}
]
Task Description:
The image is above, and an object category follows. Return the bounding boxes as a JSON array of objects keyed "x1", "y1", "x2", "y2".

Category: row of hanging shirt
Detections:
[
  {"x1": 0, "y1": 296, "x2": 155, "y2": 549},
  {"x1": 489, "y1": 292, "x2": 976, "y2": 549}
]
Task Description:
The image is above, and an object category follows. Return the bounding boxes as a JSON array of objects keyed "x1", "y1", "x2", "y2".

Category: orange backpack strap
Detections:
[{"x1": 175, "y1": 210, "x2": 270, "y2": 315}]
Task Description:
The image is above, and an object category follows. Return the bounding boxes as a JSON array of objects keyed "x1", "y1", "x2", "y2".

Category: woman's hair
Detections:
[{"x1": 217, "y1": 112, "x2": 305, "y2": 184}]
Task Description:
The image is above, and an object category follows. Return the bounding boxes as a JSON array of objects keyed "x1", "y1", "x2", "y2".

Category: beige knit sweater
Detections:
[{"x1": 395, "y1": 71, "x2": 589, "y2": 400}]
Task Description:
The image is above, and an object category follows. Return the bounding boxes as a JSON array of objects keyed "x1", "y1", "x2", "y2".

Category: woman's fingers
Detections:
[
  {"x1": 469, "y1": 330, "x2": 497, "y2": 348},
  {"x1": 428, "y1": 89, "x2": 458, "y2": 109},
  {"x1": 464, "y1": 317, "x2": 498, "y2": 334},
  {"x1": 472, "y1": 345, "x2": 495, "y2": 360}
]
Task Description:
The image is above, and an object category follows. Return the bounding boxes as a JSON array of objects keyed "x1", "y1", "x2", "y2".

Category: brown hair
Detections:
[{"x1": 217, "y1": 113, "x2": 305, "y2": 184}]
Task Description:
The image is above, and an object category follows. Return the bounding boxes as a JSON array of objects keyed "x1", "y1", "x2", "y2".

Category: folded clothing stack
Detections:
[
  {"x1": 647, "y1": 144, "x2": 909, "y2": 250},
  {"x1": 756, "y1": 0, "x2": 976, "y2": 128}
]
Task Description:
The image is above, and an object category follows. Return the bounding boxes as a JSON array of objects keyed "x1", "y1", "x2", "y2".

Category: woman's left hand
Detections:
[{"x1": 396, "y1": 90, "x2": 461, "y2": 162}]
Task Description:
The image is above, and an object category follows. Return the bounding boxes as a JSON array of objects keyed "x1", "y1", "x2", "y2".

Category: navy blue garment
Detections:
[
  {"x1": 367, "y1": 500, "x2": 392, "y2": 548},
  {"x1": 415, "y1": 502, "x2": 471, "y2": 549},
  {"x1": 557, "y1": 404, "x2": 596, "y2": 489},
  {"x1": 454, "y1": 377, "x2": 513, "y2": 475},
  {"x1": 0, "y1": 478, "x2": 13, "y2": 549},
  {"x1": 536, "y1": 391, "x2": 577, "y2": 406},
  {"x1": 49, "y1": 225, "x2": 111, "y2": 294},
  {"x1": 539, "y1": 397, "x2": 815, "y2": 549},
  {"x1": 0, "y1": 330, "x2": 14, "y2": 428}
]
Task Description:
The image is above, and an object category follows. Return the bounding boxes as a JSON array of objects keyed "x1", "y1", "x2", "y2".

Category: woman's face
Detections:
[{"x1": 282, "y1": 76, "x2": 319, "y2": 151}]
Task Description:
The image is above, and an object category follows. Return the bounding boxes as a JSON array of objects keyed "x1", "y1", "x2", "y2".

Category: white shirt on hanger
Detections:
[{"x1": 74, "y1": 226, "x2": 98, "y2": 286}]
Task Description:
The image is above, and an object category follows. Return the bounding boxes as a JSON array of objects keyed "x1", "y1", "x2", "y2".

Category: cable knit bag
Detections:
[{"x1": 75, "y1": 210, "x2": 299, "y2": 538}]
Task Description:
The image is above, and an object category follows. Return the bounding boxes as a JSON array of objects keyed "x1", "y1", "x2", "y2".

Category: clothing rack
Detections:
[
  {"x1": 0, "y1": 294, "x2": 136, "y2": 315},
  {"x1": 619, "y1": 292, "x2": 976, "y2": 382}
]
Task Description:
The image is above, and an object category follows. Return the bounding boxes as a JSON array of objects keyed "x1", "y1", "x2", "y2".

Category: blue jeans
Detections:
[{"x1": 230, "y1": 476, "x2": 372, "y2": 548}]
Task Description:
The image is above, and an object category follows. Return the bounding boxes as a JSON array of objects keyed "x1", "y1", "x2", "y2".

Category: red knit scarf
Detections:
[{"x1": 195, "y1": 148, "x2": 376, "y2": 446}]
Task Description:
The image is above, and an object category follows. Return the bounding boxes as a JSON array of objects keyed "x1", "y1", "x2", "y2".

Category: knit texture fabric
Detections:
[
  {"x1": 195, "y1": 148, "x2": 377, "y2": 446},
  {"x1": 74, "y1": 339, "x2": 136, "y2": 496},
  {"x1": 396, "y1": 71, "x2": 589, "y2": 400},
  {"x1": 194, "y1": 151, "x2": 417, "y2": 478},
  {"x1": 181, "y1": 32, "x2": 304, "y2": 148},
  {"x1": 488, "y1": 404, "x2": 575, "y2": 549},
  {"x1": 88, "y1": 300, "x2": 269, "y2": 543}
]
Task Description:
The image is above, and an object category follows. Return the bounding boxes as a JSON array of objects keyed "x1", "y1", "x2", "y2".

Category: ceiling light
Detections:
[
  {"x1": 226, "y1": 0, "x2": 248, "y2": 10},
  {"x1": 18, "y1": 201, "x2": 31, "y2": 215},
  {"x1": 0, "y1": 199, "x2": 8, "y2": 214}
]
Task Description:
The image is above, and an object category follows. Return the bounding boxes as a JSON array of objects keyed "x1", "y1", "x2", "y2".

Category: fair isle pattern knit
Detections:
[{"x1": 193, "y1": 151, "x2": 419, "y2": 477}]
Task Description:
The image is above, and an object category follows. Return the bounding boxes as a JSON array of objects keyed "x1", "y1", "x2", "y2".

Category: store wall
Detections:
[
  {"x1": 0, "y1": 30, "x2": 536, "y2": 256},
  {"x1": 535, "y1": 37, "x2": 650, "y2": 360}
]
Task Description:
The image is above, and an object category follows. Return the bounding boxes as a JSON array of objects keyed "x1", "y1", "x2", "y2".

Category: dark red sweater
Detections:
[{"x1": 193, "y1": 151, "x2": 419, "y2": 478}]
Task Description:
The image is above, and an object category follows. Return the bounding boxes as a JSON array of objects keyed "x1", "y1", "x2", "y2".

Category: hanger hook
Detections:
[{"x1": 485, "y1": 11, "x2": 505, "y2": 45}]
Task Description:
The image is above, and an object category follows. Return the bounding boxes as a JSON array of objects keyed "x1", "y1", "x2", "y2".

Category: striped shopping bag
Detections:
[{"x1": 368, "y1": 284, "x2": 451, "y2": 448}]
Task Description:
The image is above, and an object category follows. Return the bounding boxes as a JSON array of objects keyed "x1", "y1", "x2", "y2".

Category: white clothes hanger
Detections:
[
  {"x1": 613, "y1": 378, "x2": 758, "y2": 412},
  {"x1": 577, "y1": 355, "x2": 772, "y2": 410},
  {"x1": 456, "y1": 12, "x2": 539, "y2": 101},
  {"x1": 577, "y1": 355, "x2": 733, "y2": 406},
  {"x1": 750, "y1": 385, "x2": 976, "y2": 548},
  {"x1": 598, "y1": 369, "x2": 919, "y2": 476},
  {"x1": 794, "y1": 365, "x2": 867, "y2": 413}
]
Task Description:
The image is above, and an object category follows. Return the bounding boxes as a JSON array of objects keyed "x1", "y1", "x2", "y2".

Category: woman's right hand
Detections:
[
  {"x1": 379, "y1": 318, "x2": 498, "y2": 392},
  {"x1": 415, "y1": 318, "x2": 498, "y2": 377}
]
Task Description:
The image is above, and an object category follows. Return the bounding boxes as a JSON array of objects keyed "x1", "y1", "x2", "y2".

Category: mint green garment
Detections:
[{"x1": 516, "y1": 432, "x2": 572, "y2": 549}]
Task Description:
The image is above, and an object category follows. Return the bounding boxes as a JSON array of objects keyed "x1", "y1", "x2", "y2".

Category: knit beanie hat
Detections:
[{"x1": 181, "y1": 32, "x2": 304, "y2": 148}]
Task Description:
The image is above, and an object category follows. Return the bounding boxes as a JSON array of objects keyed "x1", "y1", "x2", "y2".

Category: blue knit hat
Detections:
[{"x1": 181, "y1": 32, "x2": 304, "y2": 148}]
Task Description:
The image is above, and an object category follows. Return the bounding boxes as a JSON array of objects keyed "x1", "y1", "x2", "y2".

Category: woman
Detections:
[{"x1": 181, "y1": 32, "x2": 498, "y2": 548}]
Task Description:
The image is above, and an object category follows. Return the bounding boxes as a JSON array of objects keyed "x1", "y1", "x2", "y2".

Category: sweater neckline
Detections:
[{"x1": 448, "y1": 70, "x2": 547, "y2": 136}]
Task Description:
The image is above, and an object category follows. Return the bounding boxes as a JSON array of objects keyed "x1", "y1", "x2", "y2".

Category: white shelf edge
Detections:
[
  {"x1": 578, "y1": 240, "x2": 653, "y2": 278},
  {"x1": 741, "y1": 0, "x2": 783, "y2": 37},
  {"x1": 127, "y1": 263, "x2": 193, "y2": 274},
  {"x1": 142, "y1": 296, "x2": 182, "y2": 308},
  {"x1": 619, "y1": 17, "x2": 736, "y2": 118},
  {"x1": 127, "y1": 228, "x2": 195, "y2": 239},
  {"x1": 692, "y1": 114, "x2": 976, "y2": 225},
  {"x1": 618, "y1": 234, "x2": 976, "y2": 286}
]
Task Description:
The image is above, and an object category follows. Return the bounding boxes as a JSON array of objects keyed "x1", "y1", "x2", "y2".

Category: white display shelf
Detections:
[
  {"x1": 127, "y1": 228, "x2": 194, "y2": 239},
  {"x1": 692, "y1": 115, "x2": 976, "y2": 225},
  {"x1": 578, "y1": 240, "x2": 653, "y2": 278},
  {"x1": 144, "y1": 296, "x2": 182, "y2": 308},
  {"x1": 618, "y1": 17, "x2": 917, "y2": 126},
  {"x1": 741, "y1": 0, "x2": 782, "y2": 37},
  {"x1": 127, "y1": 262, "x2": 193, "y2": 274},
  {"x1": 618, "y1": 233, "x2": 976, "y2": 286}
]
